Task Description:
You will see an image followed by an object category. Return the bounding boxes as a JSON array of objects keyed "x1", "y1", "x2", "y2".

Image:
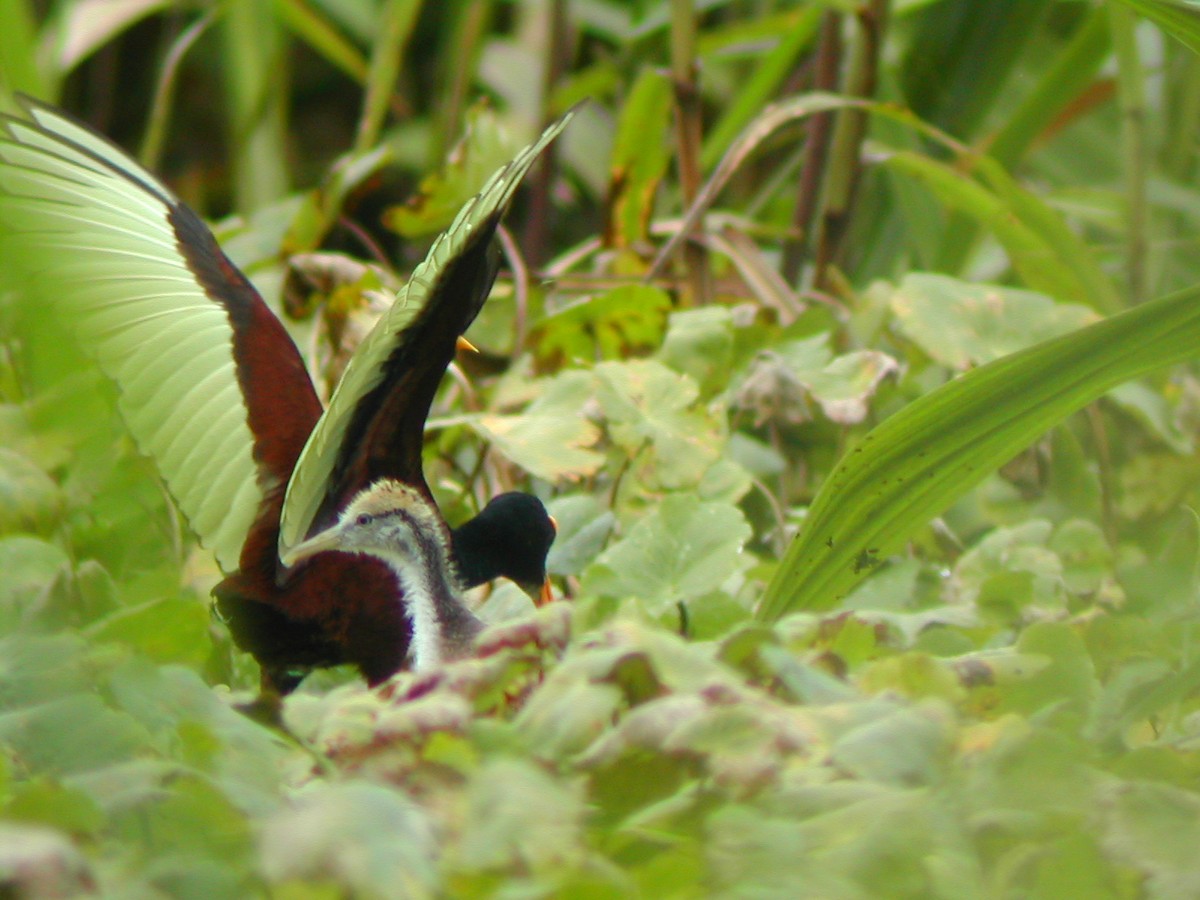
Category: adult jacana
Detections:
[{"x1": 0, "y1": 97, "x2": 570, "y2": 692}]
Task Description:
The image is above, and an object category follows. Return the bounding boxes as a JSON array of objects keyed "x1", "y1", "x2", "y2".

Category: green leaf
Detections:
[
  {"x1": 884, "y1": 151, "x2": 1120, "y2": 312},
  {"x1": 594, "y1": 360, "x2": 721, "y2": 489},
  {"x1": 384, "y1": 107, "x2": 522, "y2": 237},
  {"x1": 259, "y1": 781, "x2": 438, "y2": 895},
  {"x1": 699, "y1": 8, "x2": 822, "y2": 169},
  {"x1": 757, "y1": 644, "x2": 861, "y2": 704},
  {"x1": 535, "y1": 285, "x2": 671, "y2": 366},
  {"x1": 544, "y1": 494, "x2": 615, "y2": 577},
  {"x1": 1000, "y1": 622, "x2": 1097, "y2": 723},
  {"x1": 890, "y1": 273, "x2": 1098, "y2": 368},
  {"x1": 352, "y1": 0, "x2": 421, "y2": 156},
  {"x1": 0, "y1": 448, "x2": 62, "y2": 536},
  {"x1": 3, "y1": 778, "x2": 104, "y2": 835},
  {"x1": 456, "y1": 758, "x2": 584, "y2": 872},
  {"x1": 707, "y1": 790, "x2": 960, "y2": 898},
  {"x1": 960, "y1": 721, "x2": 1096, "y2": 817},
  {"x1": 1050, "y1": 519, "x2": 1113, "y2": 595},
  {"x1": 1119, "y1": 507, "x2": 1200, "y2": 616},
  {"x1": 1103, "y1": 780, "x2": 1200, "y2": 897},
  {"x1": 284, "y1": 146, "x2": 393, "y2": 253},
  {"x1": 0, "y1": 694, "x2": 150, "y2": 776},
  {"x1": 0, "y1": 0, "x2": 46, "y2": 98},
  {"x1": 1118, "y1": 453, "x2": 1198, "y2": 519},
  {"x1": 858, "y1": 653, "x2": 966, "y2": 704},
  {"x1": 685, "y1": 589, "x2": 753, "y2": 639},
  {"x1": 607, "y1": 68, "x2": 673, "y2": 246},
  {"x1": 1089, "y1": 658, "x2": 1200, "y2": 749},
  {"x1": 736, "y1": 334, "x2": 898, "y2": 426},
  {"x1": 829, "y1": 701, "x2": 953, "y2": 786},
  {"x1": 1107, "y1": 381, "x2": 1194, "y2": 454},
  {"x1": 986, "y1": 10, "x2": 1111, "y2": 168},
  {"x1": 1030, "y1": 832, "x2": 1120, "y2": 899},
  {"x1": 101, "y1": 662, "x2": 289, "y2": 809},
  {"x1": 656, "y1": 307, "x2": 737, "y2": 398},
  {"x1": 759, "y1": 281, "x2": 1200, "y2": 620},
  {"x1": 733, "y1": 344, "x2": 820, "y2": 427},
  {"x1": 0, "y1": 536, "x2": 71, "y2": 631},
  {"x1": 54, "y1": 0, "x2": 172, "y2": 73},
  {"x1": 272, "y1": 0, "x2": 369, "y2": 83},
  {"x1": 1110, "y1": 0, "x2": 1200, "y2": 57},
  {"x1": 972, "y1": 153, "x2": 1125, "y2": 313},
  {"x1": 469, "y1": 371, "x2": 604, "y2": 482},
  {"x1": 134, "y1": 774, "x2": 254, "y2": 864},
  {"x1": 513, "y1": 676, "x2": 624, "y2": 759},
  {"x1": 0, "y1": 634, "x2": 92, "y2": 706},
  {"x1": 89, "y1": 597, "x2": 212, "y2": 667},
  {"x1": 582, "y1": 495, "x2": 751, "y2": 611},
  {"x1": 803, "y1": 350, "x2": 901, "y2": 425},
  {"x1": 953, "y1": 520, "x2": 1062, "y2": 613}
]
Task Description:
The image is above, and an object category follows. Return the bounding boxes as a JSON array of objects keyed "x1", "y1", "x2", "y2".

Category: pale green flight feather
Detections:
[
  {"x1": 0, "y1": 99, "x2": 574, "y2": 573},
  {"x1": 0, "y1": 102, "x2": 262, "y2": 571}
]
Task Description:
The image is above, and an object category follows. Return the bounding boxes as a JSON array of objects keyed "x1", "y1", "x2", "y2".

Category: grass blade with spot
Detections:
[{"x1": 758, "y1": 281, "x2": 1200, "y2": 620}]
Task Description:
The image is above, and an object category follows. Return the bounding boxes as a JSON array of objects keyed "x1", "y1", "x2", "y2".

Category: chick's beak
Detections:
[{"x1": 281, "y1": 529, "x2": 342, "y2": 569}]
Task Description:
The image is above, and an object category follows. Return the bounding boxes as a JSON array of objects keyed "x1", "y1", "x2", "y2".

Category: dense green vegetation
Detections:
[{"x1": 5, "y1": 0, "x2": 1200, "y2": 895}]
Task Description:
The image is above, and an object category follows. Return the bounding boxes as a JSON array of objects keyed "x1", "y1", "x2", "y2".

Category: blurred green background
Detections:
[{"x1": 4, "y1": 0, "x2": 1200, "y2": 896}]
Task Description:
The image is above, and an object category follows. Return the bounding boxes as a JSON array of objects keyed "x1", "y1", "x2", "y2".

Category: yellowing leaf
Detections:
[{"x1": 891, "y1": 273, "x2": 1098, "y2": 368}]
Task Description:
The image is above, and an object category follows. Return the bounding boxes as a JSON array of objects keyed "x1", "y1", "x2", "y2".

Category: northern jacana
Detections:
[{"x1": 0, "y1": 97, "x2": 571, "y2": 692}]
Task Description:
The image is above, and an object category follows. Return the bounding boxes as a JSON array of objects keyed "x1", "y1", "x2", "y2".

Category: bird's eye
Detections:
[{"x1": 355, "y1": 513, "x2": 371, "y2": 526}]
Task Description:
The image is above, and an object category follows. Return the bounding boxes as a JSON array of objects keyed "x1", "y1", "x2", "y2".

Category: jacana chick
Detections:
[{"x1": 283, "y1": 481, "x2": 484, "y2": 671}]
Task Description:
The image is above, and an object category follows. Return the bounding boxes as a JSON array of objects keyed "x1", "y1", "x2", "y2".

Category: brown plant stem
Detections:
[
  {"x1": 813, "y1": 0, "x2": 887, "y2": 292},
  {"x1": 669, "y1": 0, "x2": 710, "y2": 304},
  {"x1": 523, "y1": 0, "x2": 571, "y2": 268},
  {"x1": 781, "y1": 10, "x2": 842, "y2": 286}
]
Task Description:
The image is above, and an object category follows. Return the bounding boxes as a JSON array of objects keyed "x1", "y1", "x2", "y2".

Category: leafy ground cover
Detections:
[{"x1": 5, "y1": 0, "x2": 1200, "y2": 896}]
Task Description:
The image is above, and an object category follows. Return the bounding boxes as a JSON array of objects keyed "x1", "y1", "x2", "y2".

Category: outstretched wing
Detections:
[
  {"x1": 279, "y1": 108, "x2": 575, "y2": 557},
  {"x1": 0, "y1": 97, "x2": 321, "y2": 571}
]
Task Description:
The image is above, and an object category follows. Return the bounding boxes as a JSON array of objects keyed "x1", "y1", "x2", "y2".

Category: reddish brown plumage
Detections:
[
  {"x1": 170, "y1": 199, "x2": 517, "y2": 692},
  {"x1": 170, "y1": 205, "x2": 322, "y2": 482},
  {"x1": 170, "y1": 203, "x2": 417, "y2": 690},
  {"x1": 1, "y1": 97, "x2": 564, "y2": 694}
]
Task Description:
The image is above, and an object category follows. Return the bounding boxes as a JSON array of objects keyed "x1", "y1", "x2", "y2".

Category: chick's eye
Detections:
[{"x1": 355, "y1": 513, "x2": 371, "y2": 527}]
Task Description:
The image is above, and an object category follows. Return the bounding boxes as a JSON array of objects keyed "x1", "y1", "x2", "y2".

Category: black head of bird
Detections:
[
  {"x1": 283, "y1": 480, "x2": 484, "y2": 671},
  {"x1": 453, "y1": 492, "x2": 557, "y2": 604},
  {"x1": 0, "y1": 97, "x2": 574, "y2": 693}
]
